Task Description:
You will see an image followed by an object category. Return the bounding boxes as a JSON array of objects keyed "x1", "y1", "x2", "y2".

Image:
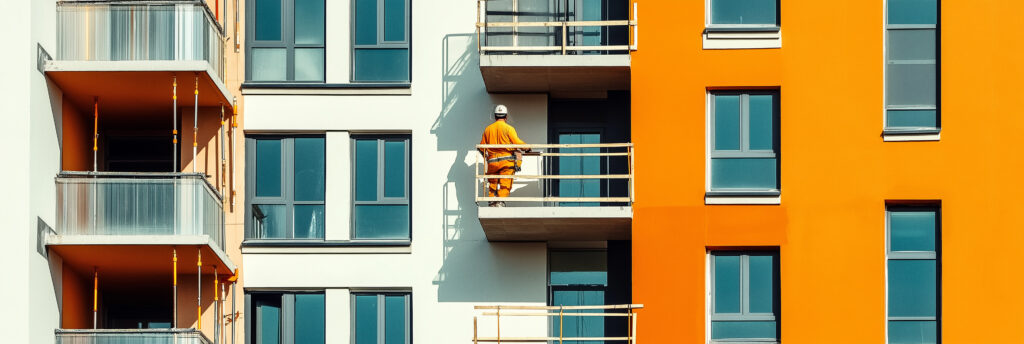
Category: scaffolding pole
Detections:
[
  {"x1": 92, "y1": 97, "x2": 98, "y2": 172},
  {"x1": 92, "y1": 268, "x2": 98, "y2": 329},
  {"x1": 192, "y1": 75, "x2": 199, "y2": 173},
  {"x1": 173, "y1": 76, "x2": 178, "y2": 172},
  {"x1": 197, "y1": 249, "x2": 202, "y2": 330},
  {"x1": 214, "y1": 266, "x2": 219, "y2": 344},
  {"x1": 173, "y1": 248, "x2": 178, "y2": 328}
]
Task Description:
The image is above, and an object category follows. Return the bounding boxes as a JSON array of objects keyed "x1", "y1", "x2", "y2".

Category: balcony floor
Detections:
[
  {"x1": 477, "y1": 206, "x2": 632, "y2": 241},
  {"x1": 48, "y1": 237, "x2": 235, "y2": 277},
  {"x1": 479, "y1": 54, "x2": 630, "y2": 94}
]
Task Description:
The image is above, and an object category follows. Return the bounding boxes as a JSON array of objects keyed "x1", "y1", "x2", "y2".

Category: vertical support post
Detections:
[
  {"x1": 561, "y1": 22, "x2": 567, "y2": 55},
  {"x1": 558, "y1": 306, "x2": 564, "y2": 344},
  {"x1": 511, "y1": 0, "x2": 518, "y2": 48},
  {"x1": 631, "y1": 312, "x2": 638, "y2": 344},
  {"x1": 173, "y1": 248, "x2": 178, "y2": 328},
  {"x1": 214, "y1": 266, "x2": 219, "y2": 344},
  {"x1": 193, "y1": 75, "x2": 199, "y2": 173},
  {"x1": 231, "y1": 97, "x2": 238, "y2": 208},
  {"x1": 220, "y1": 104, "x2": 227, "y2": 193},
  {"x1": 626, "y1": 312, "x2": 632, "y2": 344},
  {"x1": 197, "y1": 249, "x2": 202, "y2": 330},
  {"x1": 631, "y1": 2, "x2": 638, "y2": 51},
  {"x1": 476, "y1": 0, "x2": 481, "y2": 53},
  {"x1": 173, "y1": 76, "x2": 178, "y2": 172},
  {"x1": 221, "y1": 282, "x2": 226, "y2": 344},
  {"x1": 230, "y1": 276, "x2": 237, "y2": 344},
  {"x1": 496, "y1": 306, "x2": 501, "y2": 344},
  {"x1": 92, "y1": 268, "x2": 98, "y2": 329},
  {"x1": 473, "y1": 316, "x2": 478, "y2": 344},
  {"x1": 92, "y1": 97, "x2": 98, "y2": 172}
]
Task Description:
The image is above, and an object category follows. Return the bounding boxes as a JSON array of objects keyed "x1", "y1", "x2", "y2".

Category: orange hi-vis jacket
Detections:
[{"x1": 479, "y1": 120, "x2": 526, "y2": 162}]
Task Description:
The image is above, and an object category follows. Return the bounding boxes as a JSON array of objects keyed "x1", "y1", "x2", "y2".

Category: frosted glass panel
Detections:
[
  {"x1": 889, "y1": 30, "x2": 936, "y2": 61},
  {"x1": 294, "y1": 48, "x2": 325, "y2": 82},
  {"x1": 251, "y1": 48, "x2": 287, "y2": 81},
  {"x1": 887, "y1": 62, "x2": 936, "y2": 107},
  {"x1": 254, "y1": 204, "x2": 287, "y2": 239}
]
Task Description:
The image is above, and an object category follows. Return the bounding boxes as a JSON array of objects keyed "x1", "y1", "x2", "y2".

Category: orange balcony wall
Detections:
[{"x1": 632, "y1": 0, "x2": 1024, "y2": 343}]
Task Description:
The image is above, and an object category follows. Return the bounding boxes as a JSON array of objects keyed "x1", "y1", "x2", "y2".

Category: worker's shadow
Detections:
[{"x1": 431, "y1": 33, "x2": 547, "y2": 304}]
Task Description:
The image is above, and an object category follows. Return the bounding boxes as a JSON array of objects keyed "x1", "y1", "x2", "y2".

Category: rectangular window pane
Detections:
[
  {"x1": 294, "y1": 0, "x2": 325, "y2": 44},
  {"x1": 255, "y1": 0, "x2": 282, "y2": 40},
  {"x1": 890, "y1": 210, "x2": 937, "y2": 252},
  {"x1": 294, "y1": 137, "x2": 325, "y2": 201},
  {"x1": 384, "y1": 0, "x2": 406, "y2": 42},
  {"x1": 748, "y1": 95, "x2": 775, "y2": 151},
  {"x1": 888, "y1": 260, "x2": 937, "y2": 317},
  {"x1": 889, "y1": 30, "x2": 936, "y2": 61},
  {"x1": 888, "y1": 320, "x2": 938, "y2": 344},
  {"x1": 710, "y1": 321, "x2": 777, "y2": 340},
  {"x1": 384, "y1": 140, "x2": 407, "y2": 198},
  {"x1": 887, "y1": 62, "x2": 936, "y2": 107},
  {"x1": 354, "y1": 295, "x2": 379, "y2": 344},
  {"x1": 355, "y1": 0, "x2": 378, "y2": 45},
  {"x1": 710, "y1": 158, "x2": 778, "y2": 190},
  {"x1": 711, "y1": 0, "x2": 777, "y2": 25},
  {"x1": 748, "y1": 254, "x2": 775, "y2": 314},
  {"x1": 887, "y1": 110, "x2": 938, "y2": 129},
  {"x1": 888, "y1": 0, "x2": 937, "y2": 25},
  {"x1": 713, "y1": 255, "x2": 741, "y2": 314},
  {"x1": 714, "y1": 95, "x2": 741, "y2": 151},
  {"x1": 353, "y1": 204, "x2": 410, "y2": 239},
  {"x1": 384, "y1": 295, "x2": 407, "y2": 344},
  {"x1": 256, "y1": 139, "x2": 282, "y2": 197},
  {"x1": 254, "y1": 204, "x2": 287, "y2": 239},
  {"x1": 355, "y1": 139, "x2": 379, "y2": 201},
  {"x1": 251, "y1": 48, "x2": 287, "y2": 81},
  {"x1": 294, "y1": 294, "x2": 326, "y2": 344},
  {"x1": 293, "y1": 205, "x2": 325, "y2": 239},
  {"x1": 255, "y1": 295, "x2": 282, "y2": 344},
  {"x1": 294, "y1": 48, "x2": 325, "y2": 82},
  {"x1": 549, "y1": 250, "x2": 609, "y2": 286},
  {"x1": 353, "y1": 48, "x2": 410, "y2": 82}
]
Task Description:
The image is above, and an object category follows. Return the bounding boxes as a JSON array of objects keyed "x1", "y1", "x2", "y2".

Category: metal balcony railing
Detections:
[
  {"x1": 475, "y1": 143, "x2": 634, "y2": 205},
  {"x1": 55, "y1": 329, "x2": 213, "y2": 344},
  {"x1": 56, "y1": 0, "x2": 226, "y2": 80},
  {"x1": 473, "y1": 304, "x2": 642, "y2": 343},
  {"x1": 475, "y1": 0, "x2": 638, "y2": 54},
  {"x1": 56, "y1": 172, "x2": 224, "y2": 250}
]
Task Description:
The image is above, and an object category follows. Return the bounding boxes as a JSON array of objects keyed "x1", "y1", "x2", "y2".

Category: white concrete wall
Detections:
[{"x1": 241, "y1": 0, "x2": 554, "y2": 341}]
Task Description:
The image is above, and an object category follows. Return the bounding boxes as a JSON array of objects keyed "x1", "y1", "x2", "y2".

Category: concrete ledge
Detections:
[
  {"x1": 47, "y1": 234, "x2": 236, "y2": 272},
  {"x1": 480, "y1": 54, "x2": 630, "y2": 68},
  {"x1": 44, "y1": 60, "x2": 233, "y2": 107},
  {"x1": 478, "y1": 206, "x2": 632, "y2": 241},
  {"x1": 479, "y1": 54, "x2": 630, "y2": 93}
]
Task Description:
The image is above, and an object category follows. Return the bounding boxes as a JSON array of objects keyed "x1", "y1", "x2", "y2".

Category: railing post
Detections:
[
  {"x1": 173, "y1": 248, "x2": 178, "y2": 328},
  {"x1": 561, "y1": 22, "x2": 567, "y2": 55},
  {"x1": 197, "y1": 249, "x2": 202, "y2": 330},
  {"x1": 496, "y1": 306, "x2": 501, "y2": 344},
  {"x1": 473, "y1": 316, "x2": 478, "y2": 344},
  {"x1": 173, "y1": 76, "x2": 178, "y2": 172},
  {"x1": 558, "y1": 306, "x2": 564, "y2": 344}
]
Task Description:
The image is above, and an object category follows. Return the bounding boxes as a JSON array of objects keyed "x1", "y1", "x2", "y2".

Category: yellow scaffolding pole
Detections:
[
  {"x1": 92, "y1": 267, "x2": 98, "y2": 329},
  {"x1": 173, "y1": 248, "x2": 178, "y2": 328},
  {"x1": 197, "y1": 249, "x2": 202, "y2": 330},
  {"x1": 92, "y1": 97, "x2": 98, "y2": 172}
]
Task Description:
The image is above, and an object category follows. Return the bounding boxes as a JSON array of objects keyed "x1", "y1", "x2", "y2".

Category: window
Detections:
[
  {"x1": 352, "y1": 0, "x2": 411, "y2": 82},
  {"x1": 247, "y1": 0, "x2": 326, "y2": 82},
  {"x1": 708, "y1": 0, "x2": 778, "y2": 27},
  {"x1": 352, "y1": 293, "x2": 411, "y2": 344},
  {"x1": 549, "y1": 250, "x2": 608, "y2": 341},
  {"x1": 887, "y1": 206, "x2": 939, "y2": 344},
  {"x1": 352, "y1": 135, "x2": 411, "y2": 240},
  {"x1": 249, "y1": 292, "x2": 326, "y2": 344},
  {"x1": 709, "y1": 91, "x2": 779, "y2": 194},
  {"x1": 246, "y1": 136, "x2": 326, "y2": 240},
  {"x1": 885, "y1": 0, "x2": 938, "y2": 132},
  {"x1": 709, "y1": 251, "x2": 779, "y2": 343}
]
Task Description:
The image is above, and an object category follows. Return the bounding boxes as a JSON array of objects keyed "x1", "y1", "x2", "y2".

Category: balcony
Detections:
[
  {"x1": 475, "y1": 143, "x2": 633, "y2": 241},
  {"x1": 472, "y1": 304, "x2": 642, "y2": 343},
  {"x1": 48, "y1": 172, "x2": 234, "y2": 275},
  {"x1": 44, "y1": 0, "x2": 233, "y2": 117},
  {"x1": 55, "y1": 329, "x2": 212, "y2": 344},
  {"x1": 474, "y1": 0, "x2": 637, "y2": 94}
]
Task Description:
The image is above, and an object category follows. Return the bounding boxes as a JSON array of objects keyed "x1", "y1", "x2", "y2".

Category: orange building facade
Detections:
[{"x1": 632, "y1": 0, "x2": 1024, "y2": 343}]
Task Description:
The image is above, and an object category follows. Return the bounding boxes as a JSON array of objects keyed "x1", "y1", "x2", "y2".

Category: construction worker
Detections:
[{"x1": 479, "y1": 104, "x2": 531, "y2": 207}]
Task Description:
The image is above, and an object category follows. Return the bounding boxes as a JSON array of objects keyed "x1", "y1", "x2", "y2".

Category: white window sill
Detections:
[
  {"x1": 703, "y1": 27, "x2": 781, "y2": 50},
  {"x1": 882, "y1": 131, "x2": 940, "y2": 142},
  {"x1": 705, "y1": 195, "x2": 781, "y2": 205},
  {"x1": 241, "y1": 82, "x2": 411, "y2": 95},
  {"x1": 241, "y1": 245, "x2": 412, "y2": 254}
]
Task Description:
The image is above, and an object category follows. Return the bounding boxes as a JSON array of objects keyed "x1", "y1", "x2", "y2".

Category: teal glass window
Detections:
[
  {"x1": 548, "y1": 250, "x2": 609, "y2": 342},
  {"x1": 710, "y1": 251, "x2": 779, "y2": 342},
  {"x1": 247, "y1": 0, "x2": 325, "y2": 82},
  {"x1": 887, "y1": 206, "x2": 939, "y2": 344},
  {"x1": 710, "y1": 0, "x2": 778, "y2": 26},
  {"x1": 353, "y1": 293, "x2": 411, "y2": 344},
  {"x1": 709, "y1": 92, "x2": 779, "y2": 193},
  {"x1": 352, "y1": 135, "x2": 411, "y2": 240},
  {"x1": 557, "y1": 132, "x2": 602, "y2": 207},
  {"x1": 250, "y1": 292, "x2": 325, "y2": 344},
  {"x1": 885, "y1": 0, "x2": 938, "y2": 132},
  {"x1": 353, "y1": 0, "x2": 410, "y2": 82},
  {"x1": 247, "y1": 136, "x2": 326, "y2": 240}
]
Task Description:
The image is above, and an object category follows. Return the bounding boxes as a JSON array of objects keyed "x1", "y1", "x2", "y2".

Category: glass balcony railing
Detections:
[
  {"x1": 475, "y1": 0, "x2": 637, "y2": 55},
  {"x1": 55, "y1": 329, "x2": 212, "y2": 344},
  {"x1": 56, "y1": 172, "x2": 224, "y2": 250},
  {"x1": 57, "y1": 0, "x2": 226, "y2": 81}
]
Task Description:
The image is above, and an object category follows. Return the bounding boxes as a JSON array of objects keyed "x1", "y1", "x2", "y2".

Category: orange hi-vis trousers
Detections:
[{"x1": 487, "y1": 160, "x2": 516, "y2": 197}]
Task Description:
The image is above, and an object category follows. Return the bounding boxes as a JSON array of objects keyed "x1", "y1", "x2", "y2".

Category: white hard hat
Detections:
[{"x1": 493, "y1": 104, "x2": 508, "y2": 118}]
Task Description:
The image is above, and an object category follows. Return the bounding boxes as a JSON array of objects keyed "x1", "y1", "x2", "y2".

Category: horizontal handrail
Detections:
[
  {"x1": 478, "y1": 143, "x2": 632, "y2": 149},
  {"x1": 473, "y1": 304, "x2": 642, "y2": 343},
  {"x1": 55, "y1": 328, "x2": 213, "y2": 344},
  {"x1": 478, "y1": 20, "x2": 636, "y2": 28},
  {"x1": 476, "y1": 0, "x2": 638, "y2": 54}
]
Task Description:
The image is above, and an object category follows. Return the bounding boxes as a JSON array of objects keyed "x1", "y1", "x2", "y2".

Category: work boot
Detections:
[
  {"x1": 488, "y1": 201, "x2": 497, "y2": 207},
  {"x1": 495, "y1": 201, "x2": 506, "y2": 207}
]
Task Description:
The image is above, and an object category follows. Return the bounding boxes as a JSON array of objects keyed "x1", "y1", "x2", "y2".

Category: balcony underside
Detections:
[
  {"x1": 47, "y1": 238, "x2": 235, "y2": 277},
  {"x1": 479, "y1": 55, "x2": 630, "y2": 94},
  {"x1": 478, "y1": 206, "x2": 631, "y2": 241},
  {"x1": 44, "y1": 60, "x2": 233, "y2": 117}
]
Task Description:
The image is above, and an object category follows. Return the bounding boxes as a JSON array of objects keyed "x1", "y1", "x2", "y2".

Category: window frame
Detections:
[
  {"x1": 885, "y1": 205, "x2": 941, "y2": 344},
  {"x1": 883, "y1": 0, "x2": 940, "y2": 134},
  {"x1": 350, "y1": 292, "x2": 412, "y2": 344},
  {"x1": 708, "y1": 251, "x2": 780, "y2": 344},
  {"x1": 707, "y1": 90, "x2": 781, "y2": 196},
  {"x1": 245, "y1": 135, "x2": 327, "y2": 241},
  {"x1": 350, "y1": 0, "x2": 412, "y2": 83},
  {"x1": 245, "y1": 291, "x2": 327, "y2": 344},
  {"x1": 245, "y1": 0, "x2": 327, "y2": 82},
  {"x1": 705, "y1": 0, "x2": 780, "y2": 29},
  {"x1": 350, "y1": 134, "x2": 412, "y2": 241}
]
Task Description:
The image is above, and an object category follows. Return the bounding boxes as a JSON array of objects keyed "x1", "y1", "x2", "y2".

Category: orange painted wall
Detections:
[
  {"x1": 631, "y1": 1, "x2": 1024, "y2": 343},
  {"x1": 61, "y1": 266, "x2": 92, "y2": 329},
  {"x1": 61, "y1": 100, "x2": 92, "y2": 171}
]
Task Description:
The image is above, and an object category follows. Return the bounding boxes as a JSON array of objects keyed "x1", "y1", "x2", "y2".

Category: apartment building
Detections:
[
  {"x1": 633, "y1": 0, "x2": 1024, "y2": 343},
  {"x1": 2, "y1": 0, "x2": 246, "y2": 343},
  {"x1": 239, "y1": 0, "x2": 638, "y2": 342}
]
